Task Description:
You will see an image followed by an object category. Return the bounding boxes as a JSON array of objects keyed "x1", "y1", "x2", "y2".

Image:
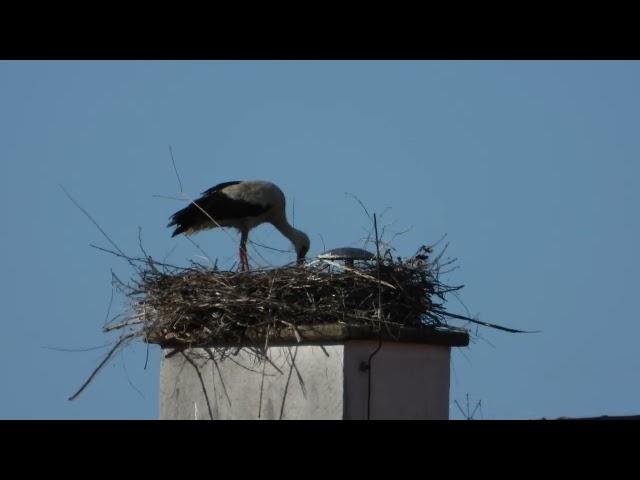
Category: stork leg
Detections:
[
  {"x1": 239, "y1": 230, "x2": 249, "y2": 272},
  {"x1": 239, "y1": 247, "x2": 248, "y2": 271}
]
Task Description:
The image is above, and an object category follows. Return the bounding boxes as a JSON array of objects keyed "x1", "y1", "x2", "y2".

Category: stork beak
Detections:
[{"x1": 297, "y1": 244, "x2": 309, "y2": 266}]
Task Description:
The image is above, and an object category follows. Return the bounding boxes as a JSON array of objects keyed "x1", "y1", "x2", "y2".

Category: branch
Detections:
[{"x1": 68, "y1": 333, "x2": 137, "y2": 401}]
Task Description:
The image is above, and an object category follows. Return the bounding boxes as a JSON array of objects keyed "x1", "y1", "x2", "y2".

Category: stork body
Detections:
[{"x1": 168, "y1": 180, "x2": 309, "y2": 271}]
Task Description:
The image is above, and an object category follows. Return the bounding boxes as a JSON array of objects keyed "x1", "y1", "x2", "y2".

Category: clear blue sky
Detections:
[{"x1": 2, "y1": 60, "x2": 639, "y2": 419}]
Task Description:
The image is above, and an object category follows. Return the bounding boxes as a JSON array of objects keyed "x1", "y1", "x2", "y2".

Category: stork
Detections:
[{"x1": 168, "y1": 180, "x2": 310, "y2": 271}]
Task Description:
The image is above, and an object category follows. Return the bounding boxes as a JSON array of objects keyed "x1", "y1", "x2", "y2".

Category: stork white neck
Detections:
[{"x1": 272, "y1": 218, "x2": 310, "y2": 263}]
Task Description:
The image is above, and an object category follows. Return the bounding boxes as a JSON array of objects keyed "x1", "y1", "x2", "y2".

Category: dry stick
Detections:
[
  {"x1": 103, "y1": 286, "x2": 115, "y2": 327},
  {"x1": 222, "y1": 350, "x2": 276, "y2": 376},
  {"x1": 138, "y1": 227, "x2": 151, "y2": 262},
  {"x1": 258, "y1": 349, "x2": 284, "y2": 375},
  {"x1": 249, "y1": 240, "x2": 279, "y2": 268},
  {"x1": 388, "y1": 224, "x2": 414, "y2": 244},
  {"x1": 435, "y1": 310, "x2": 540, "y2": 334},
  {"x1": 345, "y1": 192, "x2": 376, "y2": 249},
  {"x1": 373, "y1": 213, "x2": 383, "y2": 331},
  {"x1": 454, "y1": 399, "x2": 468, "y2": 419},
  {"x1": 470, "y1": 398, "x2": 482, "y2": 419},
  {"x1": 439, "y1": 266, "x2": 460, "y2": 275},
  {"x1": 378, "y1": 217, "x2": 397, "y2": 245},
  {"x1": 278, "y1": 345, "x2": 299, "y2": 420},
  {"x1": 152, "y1": 194, "x2": 186, "y2": 202},
  {"x1": 162, "y1": 245, "x2": 178, "y2": 267},
  {"x1": 318, "y1": 259, "x2": 396, "y2": 289},
  {"x1": 318, "y1": 233, "x2": 327, "y2": 252},
  {"x1": 169, "y1": 145, "x2": 184, "y2": 193},
  {"x1": 144, "y1": 340, "x2": 150, "y2": 370},
  {"x1": 287, "y1": 346, "x2": 307, "y2": 397},
  {"x1": 90, "y1": 244, "x2": 195, "y2": 272},
  {"x1": 208, "y1": 353, "x2": 232, "y2": 408},
  {"x1": 345, "y1": 192, "x2": 372, "y2": 221},
  {"x1": 60, "y1": 185, "x2": 138, "y2": 272},
  {"x1": 120, "y1": 355, "x2": 145, "y2": 399},
  {"x1": 472, "y1": 329, "x2": 498, "y2": 350},
  {"x1": 181, "y1": 352, "x2": 214, "y2": 420},
  {"x1": 238, "y1": 327, "x2": 285, "y2": 376},
  {"x1": 279, "y1": 320, "x2": 302, "y2": 343},
  {"x1": 258, "y1": 353, "x2": 267, "y2": 419},
  {"x1": 43, "y1": 343, "x2": 114, "y2": 353},
  {"x1": 68, "y1": 333, "x2": 137, "y2": 401},
  {"x1": 451, "y1": 290, "x2": 483, "y2": 337},
  {"x1": 429, "y1": 233, "x2": 448, "y2": 250},
  {"x1": 104, "y1": 312, "x2": 127, "y2": 328},
  {"x1": 432, "y1": 242, "x2": 450, "y2": 266},
  {"x1": 103, "y1": 318, "x2": 145, "y2": 332},
  {"x1": 185, "y1": 236, "x2": 216, "y2": 267},
  {"x1": 249, "y1": 240, "x2": 290, "y2": 254}
]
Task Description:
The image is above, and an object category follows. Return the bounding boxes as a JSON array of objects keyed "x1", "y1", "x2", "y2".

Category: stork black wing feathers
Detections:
[{"x1": 168, "y1": 182, "x2": 270, "y2": 237}]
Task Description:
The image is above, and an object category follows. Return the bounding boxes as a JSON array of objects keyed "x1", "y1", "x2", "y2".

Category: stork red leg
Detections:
[
  {"x1": 239, "y1": 247, "x2": 249, "y2": 272},
  {"x1": 239, "y1": 230, "x2": 249, "y2": 271}
]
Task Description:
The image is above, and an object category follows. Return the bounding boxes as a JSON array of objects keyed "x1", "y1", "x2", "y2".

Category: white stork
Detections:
[{"x1": 168, "y1": 180, "x2": 310, "y2": 271}]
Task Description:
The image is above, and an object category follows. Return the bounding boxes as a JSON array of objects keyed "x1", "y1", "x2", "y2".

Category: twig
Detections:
[
  {"x1": 185, "y1": 236, "x2": 216, "y2": 266},
  {"x1": 258, "y1": 352, "x2": 267, "y2": 419},
  {"x1": 387, "y1": 225, "x2": 414, "y2": 244},
  {"x1": 152, "y1": 194, "x2": 186, "y2": 202},
  {"x1": 90, "y1": 244, "x2": 197, "y2": 272},
  {"x1": 121, "y1": 354, "x2": 145, "y2": 399},
  {"x1": 42, "y1": 343, "x2": 114, "y2": 353},
  {"x1": 68, "y1": 333, "x2": 137, "y2": 401},
  {"x1": 435, "y1": 309, "x2": 540, "y2": 334},
  {"x1": 208, "y1": 353, "x2": 232, "y2": 408},
  {"x1": 169, "y1": 145, "x2": 183, "y2": 193},
  {"x1": 104, "y1": 318, "x2": 145, "y2": 332},
  {"x1": 317, "y1": 233, "x2": 326, "y2": 252},
  {"x1": 373, "y1": 213, "x2": 383, "y2": 329},
  {"x1": 103, "y1": 286, "x2": 115, "y2": 327},
  {"x1": 345, "y1": 192, "x2": 372, "y2": 221},
  {"x1": 249, "y1": 240, "x2": 290, "y2": 254},
  {"x1": 318, "y1": 259, "x2": 397, "y2": 289},
  {"x1": 182, "y1": 352, "x2": 214, "y2": 420},
  {"x1": 61, "y1": 185, "x2": 138, "y2": 271},
  {"x1": 279, "y1": 345, "x2": 299, "y2": 420},
  {"x1": 144, "y1": 339, "x2": 150, "y2": 370}
]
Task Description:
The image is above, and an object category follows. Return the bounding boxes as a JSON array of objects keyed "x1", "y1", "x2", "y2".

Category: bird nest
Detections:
[
  {"x1": 118, "y1": 245, "x2": 467, "y2": 348},
  {"x1": 72, "y1": 241, "x2": 530, "y2": 400}
]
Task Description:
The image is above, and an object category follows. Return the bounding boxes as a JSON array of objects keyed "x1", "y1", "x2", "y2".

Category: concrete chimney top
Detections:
[{"x1": 159, "y1": 324, "x2": 469, "y2": 420}]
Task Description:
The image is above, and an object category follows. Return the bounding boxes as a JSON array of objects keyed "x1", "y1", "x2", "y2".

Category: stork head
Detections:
[{"x1": 294, "y1": 230, "x2": 310, "y2": 266}]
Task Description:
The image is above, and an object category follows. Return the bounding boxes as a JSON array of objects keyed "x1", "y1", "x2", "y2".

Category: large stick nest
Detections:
[
  {"x1": 125, "y1": 245, "x2": 464, "y2": 347},
  {"x1": 69, "y1": 238, "x2": 530, "y2": 401}
]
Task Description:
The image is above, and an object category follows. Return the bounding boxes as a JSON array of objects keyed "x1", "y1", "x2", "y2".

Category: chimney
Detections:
[{"x1": 159, "y1": 324, "x2": 469, "y2": 420}]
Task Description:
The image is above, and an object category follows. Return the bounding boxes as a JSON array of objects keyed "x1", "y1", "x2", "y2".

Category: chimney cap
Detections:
[{"x1": 317, "y1": 247, "x2": 376, "y2": 262}]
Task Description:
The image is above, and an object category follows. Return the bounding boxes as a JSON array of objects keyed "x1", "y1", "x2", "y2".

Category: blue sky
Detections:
[{"x1": 1, "y1": 60, "x2": 639, "y2": 419}]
